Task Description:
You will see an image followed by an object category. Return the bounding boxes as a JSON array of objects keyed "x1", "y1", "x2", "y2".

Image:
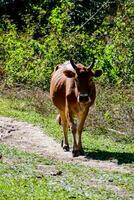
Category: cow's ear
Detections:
[
  {"x1": 63, "y1": 70, "x2": 76, "y2": 78},
  {"x1": 94, "y1": 70, "x2": 102, "y2": 77}
]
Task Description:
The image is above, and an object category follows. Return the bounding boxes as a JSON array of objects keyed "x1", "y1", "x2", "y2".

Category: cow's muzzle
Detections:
[{"x1": 78, "y1": 94, "x2": 90, "y2": 103}]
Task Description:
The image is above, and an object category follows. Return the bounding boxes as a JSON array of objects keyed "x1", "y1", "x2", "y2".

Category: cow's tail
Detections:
[{"x1": 56, "y1": 114, "x2": 61, "y2": 125}]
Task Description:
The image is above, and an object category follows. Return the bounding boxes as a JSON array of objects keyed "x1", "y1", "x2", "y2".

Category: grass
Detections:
[
  {"x1": 0, "y1": 85, "x2": 134, "y2": 199},
  {"x1": 0, "y1": 94, "x2": 133, "y2": 166},
  {"x1": 0, "y1": 144, "x2": 134, "y2": 200}
]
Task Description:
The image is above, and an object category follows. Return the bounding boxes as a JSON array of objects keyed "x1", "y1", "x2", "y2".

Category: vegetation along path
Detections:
[{"x1": 0, "y1": 116, "x2": 133, "y2": 174}]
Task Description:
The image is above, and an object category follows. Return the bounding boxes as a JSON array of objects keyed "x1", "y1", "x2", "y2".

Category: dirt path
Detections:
[{"x1": 0, "y1": 116, "x2": 133, "y2": 173}]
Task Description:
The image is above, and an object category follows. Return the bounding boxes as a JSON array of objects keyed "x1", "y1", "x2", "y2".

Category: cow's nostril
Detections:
[{"x1": 79, "y1": 94, "x2": 89, "y2": 102}]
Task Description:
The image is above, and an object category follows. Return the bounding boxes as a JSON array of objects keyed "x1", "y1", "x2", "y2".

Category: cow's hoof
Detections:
[
  {"x1": 79, "y1": 149, "x2": 85, "y2": 156},
  {"x1": 63, "y1": 144, "x2": 70, "y2": 152},
  {"x1": 72, "y1": 149, "x2": 85, "y2": 157},
  {"x1": 61, "y1": 140, "x2": 70, "y2": 151},
  {"x1": 72, "y1": 150, "x2": 80, "y2": 157}
]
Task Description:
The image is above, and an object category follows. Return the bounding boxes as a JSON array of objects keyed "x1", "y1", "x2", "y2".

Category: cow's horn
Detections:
[
  {"x1": 88, "y1": 57, "x2": 95, "y2": 69},
  {"x1": 70, "y1": 59, "x2": 77, "y2": 70}
]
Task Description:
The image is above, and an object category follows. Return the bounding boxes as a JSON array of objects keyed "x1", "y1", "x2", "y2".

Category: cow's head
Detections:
[{"x1": 63, "y1": 59, "x2": 102, "y2": 104}]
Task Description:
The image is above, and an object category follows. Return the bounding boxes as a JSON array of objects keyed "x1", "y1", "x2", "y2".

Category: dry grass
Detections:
[{"x1": 86, "y1": 84, "x2": 134, "y2": 134}]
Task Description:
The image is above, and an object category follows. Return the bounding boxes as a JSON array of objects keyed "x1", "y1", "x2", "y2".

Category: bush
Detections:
[{"x1": 0, "y1": 0, "x2": 133, "y2": 89}]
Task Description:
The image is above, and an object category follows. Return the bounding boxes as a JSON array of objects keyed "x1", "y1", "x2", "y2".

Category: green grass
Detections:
[
  {"x1": 0, "y1": 88, "x2": 134, "y2": 168},
  {"x1": 0, "y1": 87, "x2": 134, "y2": 199},
  {"x1": 0, "y1": 144, "x2": 134, "y2": 200}
]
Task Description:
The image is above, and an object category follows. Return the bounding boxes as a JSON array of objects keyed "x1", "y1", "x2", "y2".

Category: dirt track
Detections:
[{"x1": 0, "y1": 116, "x2": 133, "y2": 173}]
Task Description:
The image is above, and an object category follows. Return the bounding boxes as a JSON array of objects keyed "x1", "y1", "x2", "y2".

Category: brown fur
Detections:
[{"x1": 50, "y1": 60, "x2": 102, "y2": 157}]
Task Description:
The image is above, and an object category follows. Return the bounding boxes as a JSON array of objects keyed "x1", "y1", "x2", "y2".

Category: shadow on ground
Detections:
[{"x1": 85, "y1": 150, "x2": 134, "y2": 165}]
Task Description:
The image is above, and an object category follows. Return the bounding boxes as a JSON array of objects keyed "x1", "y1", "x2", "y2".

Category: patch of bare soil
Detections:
[{"x1": 0, "y1": 116, "x2": 133, "y2": 173}]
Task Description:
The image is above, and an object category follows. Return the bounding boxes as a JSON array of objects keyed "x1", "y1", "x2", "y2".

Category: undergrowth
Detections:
[{"x1": 0, "y1": 85, "x2": 134, "y2": 167}]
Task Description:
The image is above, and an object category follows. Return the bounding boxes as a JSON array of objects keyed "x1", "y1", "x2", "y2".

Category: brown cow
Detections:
[{"x1": 50, "y1": 59, "x2": 102, "y2": 157}]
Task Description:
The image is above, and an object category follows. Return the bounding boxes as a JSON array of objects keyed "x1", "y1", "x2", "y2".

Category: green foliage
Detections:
[
  {"x1": 0, "y1": 20, "x2": 52, "y2": 89},
  {"x1": 90, "y1": 0, "x2": 134, "y2": 85},
  {"x1": 0, "y1": 0, "x2": 133, "y2": 88}
]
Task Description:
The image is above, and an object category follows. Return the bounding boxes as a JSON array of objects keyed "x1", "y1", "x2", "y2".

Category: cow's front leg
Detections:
[
  {"x1": 76, "y1": 110, "x2": 89, "y2": 156},
  {"x1": 60, "y1": 112, "x2": 70, "y2": 152},
  {"x1": 70, "y1": 123, "x2": 79, "y2": 157},
  {"x1": 66, "y1": 108, "x2": 78, "y2": 156},
  {"x1": 68, "y1": 112, "x2": 83, "y2": 157},
  {"x1": 72, "y1": 127, "x2": 84, "y2": 157},
  {"x1": 62, "y1": 122, "x2": 70, "y2": 151},
  {"x1": 77, "y1": 126, "x2": 85, "y2": 156}
]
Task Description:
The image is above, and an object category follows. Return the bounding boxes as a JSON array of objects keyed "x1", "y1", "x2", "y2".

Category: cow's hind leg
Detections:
[
  {"x1": 60, "y1": 111, "x2": 70, "y2": 152},
  {"x1": 56, "y1": 114, "x2": 61, "y2": 125}
]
